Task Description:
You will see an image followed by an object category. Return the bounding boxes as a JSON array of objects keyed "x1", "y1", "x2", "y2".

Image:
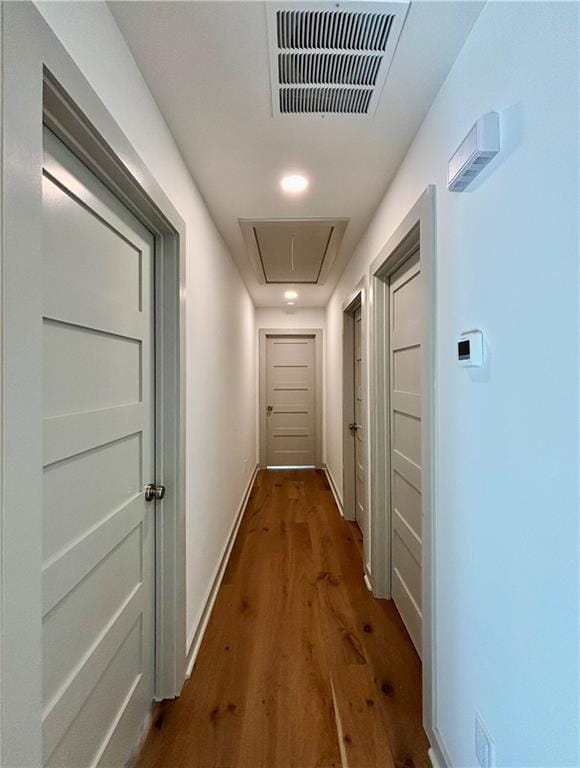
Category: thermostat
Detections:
[{"x1": 457, "y1": 330, "x2": 484, "y2": 367}]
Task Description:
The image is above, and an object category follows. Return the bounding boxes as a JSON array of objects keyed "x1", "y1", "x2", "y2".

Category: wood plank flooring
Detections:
[{"x1": 137, "y1": 469, "x2": 430, "y2": 768}]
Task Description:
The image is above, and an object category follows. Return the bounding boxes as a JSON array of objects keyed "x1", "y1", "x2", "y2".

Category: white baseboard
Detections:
[
  {"x1": 185, "y1": 464, "x2": 259, "y2": 677},
  {"x1": 363, "y1": 572, "x2": 373, "y2": 592},
  {"x1": 429, "y1": 747, "x2": 447, "y2": 768},
  {"x1": 429, "y1": 729, "x2": 453, "y2": 768},
  {"x1": 323, "y1": 463, "x2": 343, "y2": 516},
  {"x1": 430, "y1": 726, "x2": 453, "y2": 768}
]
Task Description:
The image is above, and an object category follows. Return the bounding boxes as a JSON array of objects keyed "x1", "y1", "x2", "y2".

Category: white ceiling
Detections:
[{"x1": 110, "y1": 0, "x2": 482, "y2": 308}]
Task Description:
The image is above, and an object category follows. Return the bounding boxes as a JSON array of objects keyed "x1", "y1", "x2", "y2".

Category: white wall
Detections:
[
  {"x1": 36, "y1": 1, "x2": 257, "y2": 658},
  {"x1": 326, "y1": 3, "x2": 579, "y2": 766},
  {"x1": 255, "y1": 306, "x2": 326, "y2": 331}
]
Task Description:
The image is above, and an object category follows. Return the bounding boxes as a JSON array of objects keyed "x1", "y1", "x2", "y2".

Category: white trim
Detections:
[
  {"x1": 258, "y1": 328, "x2": 323, "y2": 469},
  {"x1": 428, "y1": 747, "x2": 445, "y2": 768},
  {"x1": 185, "y1": 464, "x2": 259, "y2": 677},
  {"x1": 341, "y1": 280, "x2": 364, "y2": 523},
  {"x1": 363, "y1": 573, "x2": 373, "y2": 592},
  {"x1": 431, "y1": 724, "x2": 454, "y2": 768},
  {"x1": 323, "y1": 463, "x2": 344, "y2": 516},
  {"x1": 341, "y1": 276, "x2": 371, "y2": 579}
]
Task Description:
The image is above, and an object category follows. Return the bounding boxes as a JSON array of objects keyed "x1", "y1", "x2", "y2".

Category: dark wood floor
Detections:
[{"x1": 137, "y1": 469, "x2": 429, "y2": 768}]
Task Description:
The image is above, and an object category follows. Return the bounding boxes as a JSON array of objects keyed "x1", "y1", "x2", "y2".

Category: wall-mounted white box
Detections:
[
  {"x1": 448, "y1": 112, "x2": 500, "y2": 191},
  {"x1": 458, "y1": 330, "x2": 484, "y2": 367}
]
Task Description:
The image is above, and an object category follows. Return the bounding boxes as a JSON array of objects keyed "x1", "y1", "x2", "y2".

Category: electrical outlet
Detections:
[{"x1": 475, "y1": 713, "x2": 495, "y2": 768}]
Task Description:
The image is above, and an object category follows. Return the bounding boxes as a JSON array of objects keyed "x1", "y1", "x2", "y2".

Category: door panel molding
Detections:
[
  {"x1": 367, "y1": 186, "x2": 442, "y2": 764},
  {"x1": 1, "y1": 4, "x2": 187, "y2": 763},
  {"x1": 389, "y1": 249, "x2": 423, "y2": 657},
  {"x1": 258, "y1": 329, "x2": 323, "y2": 468}
]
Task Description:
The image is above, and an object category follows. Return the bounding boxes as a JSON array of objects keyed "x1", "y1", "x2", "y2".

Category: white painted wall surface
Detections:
[
  {"x1": 36, "y1": 1, "x2": 257, "y2": 657},
  {"x1": 326, "y1": 3, "x2": 579, "y2": 766},
  {"x1": 255, "y1": 306, "x2": 326, "y2": 331}
]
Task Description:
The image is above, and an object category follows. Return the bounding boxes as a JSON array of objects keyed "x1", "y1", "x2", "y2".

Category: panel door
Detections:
[
  {"x1": 41, "y1": 127, "x2": 155, "y2": 767},
  {"x1": 389, "y1": 250, "x2": 423, "y2": 657},
  {"x1": 266, "y1": 336, "x2": 316, "y2": 466},
  {"x1": 354, "y1": 307, "x2": 366, "y2": 537}
]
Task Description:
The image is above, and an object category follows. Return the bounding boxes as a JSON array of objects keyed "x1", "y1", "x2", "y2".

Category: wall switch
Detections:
[{"x1": 475, "y1": 714, "x2": 495, "y2": 768}]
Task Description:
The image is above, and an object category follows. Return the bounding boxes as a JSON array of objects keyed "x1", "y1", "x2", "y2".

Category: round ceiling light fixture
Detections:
[
  {"x1": 284, "y1": 290, "x2": 298, "y2": 300},
  {"x1": 280, "y1": 174, "x2": 309, "y2": 194}
]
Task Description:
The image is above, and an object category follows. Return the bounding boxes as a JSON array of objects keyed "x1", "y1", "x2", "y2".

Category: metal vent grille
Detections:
[
  {"x1": 268, "y1": 4, "x2": 408, "y2": 117},
  {"x1": 279, "y1": 53, "x2": 382, "y2": 86},
  {"x1": 280, "y1": 87, "x2": 373, "y2": 115},
  {"x1": 276, "y1": 10, "x2": 393, "y2": 51}
]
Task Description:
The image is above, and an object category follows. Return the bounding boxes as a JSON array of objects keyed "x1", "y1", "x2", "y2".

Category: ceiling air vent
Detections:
[{"x1": 267, "y1": 3, "x2": 409, "y2": 118}]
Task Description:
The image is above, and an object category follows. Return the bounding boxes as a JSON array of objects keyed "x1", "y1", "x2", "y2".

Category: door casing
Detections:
[
  {"x1": 259, "y1": 328, "x2": 323, "y2": 469},
  {"x1": 341, "y1": 279, "x2": 371, "y2": 580},
  {"x1": 367, "y1": 186, "x2": 443, "y2": 765},
  {"x1": 0, "y1": 5, "x2": 187, "y2": 764}
]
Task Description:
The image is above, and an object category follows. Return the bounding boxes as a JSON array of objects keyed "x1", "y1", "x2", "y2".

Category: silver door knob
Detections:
[
  {"x1": 349, "y1": 423, "x2": 358, "y2": 432},
  {"x1": 267, "y1": 405, "x2": 273, "y2": 412},
  {"x1": 145, "y1": 483, "x2": 166, "y2": 502}
]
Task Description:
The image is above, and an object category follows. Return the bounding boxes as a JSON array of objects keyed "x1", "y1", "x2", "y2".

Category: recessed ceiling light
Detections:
[
  {"x1": 280, "y1": 174, "x2": 309, "y2": 194},
  {"x1": 284, "y1": 290, "x2": 298, "y2": 300}
]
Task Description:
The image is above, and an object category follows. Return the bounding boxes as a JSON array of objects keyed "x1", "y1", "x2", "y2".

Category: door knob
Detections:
[
  {"x1": 349, "y1": 423, "x2": 359, "y2": 432},
  {"x1": 267, "y1": 405, "x2": 273, "y2": 412},
  {"x1": 145, "y1": 483, "x2": 166, "y2": 502}
]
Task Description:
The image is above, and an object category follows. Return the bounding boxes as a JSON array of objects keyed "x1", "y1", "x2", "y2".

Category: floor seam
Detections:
[{"x1": 329, "y1": 674, "x2": 349, "y2": 768}]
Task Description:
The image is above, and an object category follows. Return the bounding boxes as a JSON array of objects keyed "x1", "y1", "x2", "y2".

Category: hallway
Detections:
[
  {"x1": 137, "y1": 470, "x2": 429, "y2": 768},
  {"x1": 3, "y1": 3, "x2": 579, "y2": 765}
]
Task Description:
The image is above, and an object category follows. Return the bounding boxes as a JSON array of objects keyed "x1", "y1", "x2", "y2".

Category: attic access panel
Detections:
[
  {"x1": 267, "y1": 2, "x2": 410, "y2": 118},
  {"x1": 239, "y1": 218, "x2": 348, "y2": 285},
  {"x1": 256, "y1": 220, "x2": 332, "y2": 283}
]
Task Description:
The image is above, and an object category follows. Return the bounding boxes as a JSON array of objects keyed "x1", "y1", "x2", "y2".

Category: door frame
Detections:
[
  {"x1": 367, "y1": 186, "x2": 441, "y2": 760},
  {"x1": 0, "y1": 5, "x2": 187, "y2": 763},
  {"x1": 258, "y1": 328, "x2": 323, "y2": 469},
  {"x1": 341, "y1": 278, "x2": 372, "y2": 578}
]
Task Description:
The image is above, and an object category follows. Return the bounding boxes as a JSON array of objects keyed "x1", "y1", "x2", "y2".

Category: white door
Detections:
[
  {"x1": 266, "y1": 335, "x2": 316, "y2": 467},
  {"x1": 353, "y1": 307, "x2": 366, "y2": 536},
  {"x1": 41, "y1": 127, "x2": 155, "y2": 767},
  {"x1": 389, "y1": 250, "x2": 423, "y2": 656}
]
